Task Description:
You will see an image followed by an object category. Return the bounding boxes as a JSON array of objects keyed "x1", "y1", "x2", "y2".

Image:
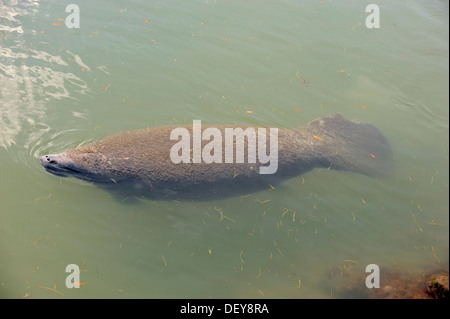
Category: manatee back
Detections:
[{"x1": 72, "y1": 125, "x2": 297, "y2": 199}]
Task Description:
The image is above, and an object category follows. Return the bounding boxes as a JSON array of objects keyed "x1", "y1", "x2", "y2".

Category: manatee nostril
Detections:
[{"x1": 44, "y1": 155, "x2": 57, "y2": 164}]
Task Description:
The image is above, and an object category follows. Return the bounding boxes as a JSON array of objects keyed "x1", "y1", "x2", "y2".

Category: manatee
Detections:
[{"x1": 40, "y1": 114, "x2": 393, "y2": 200}]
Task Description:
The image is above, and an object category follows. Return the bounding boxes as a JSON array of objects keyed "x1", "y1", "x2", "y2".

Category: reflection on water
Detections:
[{"x1": 0, "y1": 0, "x2": 89, "y2": 162}]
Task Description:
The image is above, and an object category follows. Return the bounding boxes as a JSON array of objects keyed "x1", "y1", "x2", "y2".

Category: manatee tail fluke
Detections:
[{"x1": 301, "y1": 113, "x2": 394, "y2": 177}]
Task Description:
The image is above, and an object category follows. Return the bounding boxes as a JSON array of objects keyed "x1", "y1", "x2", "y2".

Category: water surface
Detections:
[{"x1": 0, "y1": 0, "x2": 448, "y2": 298}]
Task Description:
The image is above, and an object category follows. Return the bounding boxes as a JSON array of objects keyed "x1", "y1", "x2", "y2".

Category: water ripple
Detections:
[{"x1": 0, "y1": 0, "x2": 91, "y2": 166}]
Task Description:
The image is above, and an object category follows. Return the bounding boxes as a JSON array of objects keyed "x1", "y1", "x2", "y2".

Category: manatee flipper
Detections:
[{"x1": 293, "y1": 113, "x2": 393, "y2": 177}]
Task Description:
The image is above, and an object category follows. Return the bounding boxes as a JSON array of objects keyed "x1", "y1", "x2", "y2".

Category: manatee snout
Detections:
[
  {"x1": 40, "y1": 154, "x2": 58, "y2": 165},
  {"x1": 40, "y1": 153, "x2": 75, "y2": 177},
  {"x1": 40, "y1": 152, "x2": 113, "y2": 183}
]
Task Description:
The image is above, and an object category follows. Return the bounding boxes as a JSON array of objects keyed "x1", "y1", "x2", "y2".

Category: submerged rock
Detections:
[
  {"x1": 427, "y1": 274, "x2": 449, "y2": 299},
  {"x1": 326, "y1": 263, "x2": 448, "y2": 299}
]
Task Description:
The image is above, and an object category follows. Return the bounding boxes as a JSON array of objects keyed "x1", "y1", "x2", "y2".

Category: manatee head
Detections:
[{"x1": 40, "y1": 149, "x2": 126, "y2": 184}]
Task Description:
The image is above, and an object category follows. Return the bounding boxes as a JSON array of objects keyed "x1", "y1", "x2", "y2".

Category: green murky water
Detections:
[{"x1": 0, "y1": 0, "x2": 448, "y2": 298}]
